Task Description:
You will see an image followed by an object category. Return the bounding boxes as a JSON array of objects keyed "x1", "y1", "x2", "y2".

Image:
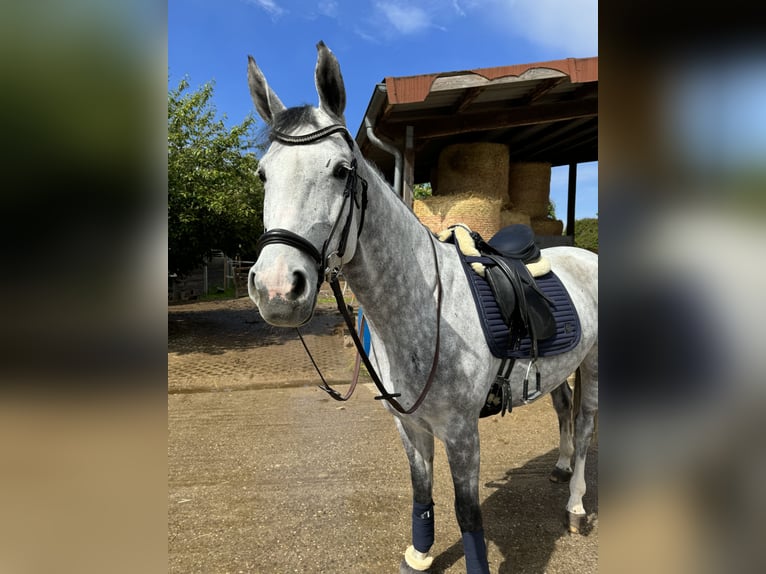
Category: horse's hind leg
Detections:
[
  {"x1": 549, "y1": 378, "x2": 575, "y2": 483},
  {"x1": 395, "y1": 418, "x2": 437, "y2": 572},
  {"x1": 567, "y1": 346, "x2": 598, "y2": 534}
]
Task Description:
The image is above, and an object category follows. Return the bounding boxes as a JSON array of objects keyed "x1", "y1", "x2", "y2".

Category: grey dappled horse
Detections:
[{"x1": 246, "y1": 42, "x2": 598, "y2": 574}]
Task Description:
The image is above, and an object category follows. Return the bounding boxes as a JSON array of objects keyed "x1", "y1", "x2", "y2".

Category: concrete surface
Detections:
[{"x1": 168, "y1": 296, "x2": 598, "y2": 573}]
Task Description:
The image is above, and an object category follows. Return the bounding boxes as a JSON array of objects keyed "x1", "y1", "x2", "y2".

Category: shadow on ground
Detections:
[
  {"x1": 168, "y1": 297, "x2": 347, "y2": 356},
  {"x1": 431, "y1": 447, "x2": 598, "y2": 574}
]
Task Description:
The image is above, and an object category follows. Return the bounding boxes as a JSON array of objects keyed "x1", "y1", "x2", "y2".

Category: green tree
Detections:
[
  {"x1": 413, "y1": 182, "x2": 432, "y2": 200},
  {"x1": 574, "y1": 217, "x2": 598, "y2": 253},
  {"x1": 168, "y1": 78, "x2": 264, "y2": 277},
  {"x1": 547, "y1": 199, "x2": 557, "y2": 219}
]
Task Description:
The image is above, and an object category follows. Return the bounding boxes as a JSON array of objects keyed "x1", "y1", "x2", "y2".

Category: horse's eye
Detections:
[
  {"x1": 333, "y1": 163, "x2": 350, "y2": 179},
  {"x1": 257, "y1": 168, "x2": 267, "y2": 183}
]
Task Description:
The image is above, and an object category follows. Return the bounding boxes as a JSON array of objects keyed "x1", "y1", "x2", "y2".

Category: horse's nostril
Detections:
[
  {"x1": 288, "y1": 270, "x2": 308, "y2": 300},
  {"x1": 247, "y1": 267, "x2": 260, "y2": 305}
]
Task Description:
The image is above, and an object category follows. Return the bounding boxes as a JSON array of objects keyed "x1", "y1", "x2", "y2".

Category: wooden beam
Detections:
[
  {"x1": 379, "y1": 102, "x2": 396, "y2": 124},
  {"x1": 399, "y1": 99, "x2": 598, "y2": 140},
  {"x1": 566, "y1": 163, "x2": 577, "y2": 237},
  {"x1": 506, "y1": 117, "x2": 588, "y2": 154},
  {"x1": 524, "y1": 77, "x2": 567, "y2": 104},
  {"x1": 520, "y1": 123, "x2": 597, "y2": 160},
  {"x1": 452, "y1": 86, "x2": 485, "y2": 113},
  {"x1": 403, "y1": 125, "x2": 415, "y2": 209}
]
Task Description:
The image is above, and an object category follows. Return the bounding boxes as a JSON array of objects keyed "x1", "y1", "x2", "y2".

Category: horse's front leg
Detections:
[
  {"x1": 395, "y1": 417, "x2": 436, "y2": 572},
  {"x1": 445, "y1": 421, "x2": 489, "y2": 574}
]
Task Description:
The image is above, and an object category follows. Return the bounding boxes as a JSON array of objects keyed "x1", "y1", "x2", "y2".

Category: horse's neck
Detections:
[{"x1": 342, "y1": 165, "x2": 438, "y2": 334}]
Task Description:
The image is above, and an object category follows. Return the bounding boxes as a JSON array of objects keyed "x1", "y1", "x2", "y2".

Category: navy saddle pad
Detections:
[{"x1": 453, "y1": 242, "x2": 581, "y2": 359}]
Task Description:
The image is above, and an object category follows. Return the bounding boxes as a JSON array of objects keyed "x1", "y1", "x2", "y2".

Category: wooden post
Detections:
[
  {"x1": 566, "y1": 162, "x2": 577, "y2": 237},
  {"x1": 403, "y1": 125, "x2": 415, "y2": 209},
  {"x1": 203, "y1": 264, "x2": 208, "y2": 295}
]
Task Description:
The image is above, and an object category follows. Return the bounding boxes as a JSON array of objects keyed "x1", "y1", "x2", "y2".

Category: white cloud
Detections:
[
  {"x1": 452, "y1": 0, "x2": 466, "y2": 16},
  {"x1": 490, "y1": 0, "x2": 597, "y2": 56},
  {"x1": 353, "y1": 26, "x2": 380, "y2": 44},
  {"x1": 363, "y1": 0, "x2": 596, "y2": 51},
  {"x1": 375, "y1": 2, "x2": 432, "y2": 35},
  {"x1": 245, "y1": 0, "x2": 284, "y2": 17},
  {"x1": 318, "y1": 0, "x2": 338, "y2": 18}
]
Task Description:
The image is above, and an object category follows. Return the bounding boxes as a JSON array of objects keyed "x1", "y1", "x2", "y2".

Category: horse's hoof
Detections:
[
  {"x1": 549, "y1": 466, "x2": 573, "y2": 483},
  {"x1": 402, "y1": 545, "x2": 434, "y2": 571},
  {"x1": 400, "y1": 558, "x2": 430, "y2": 573},
  {"x1": 567, "y1": 510, "x2": 586, "y2": 534}
]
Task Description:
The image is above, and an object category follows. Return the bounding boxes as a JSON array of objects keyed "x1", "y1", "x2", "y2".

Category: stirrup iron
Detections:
[{"x1": 522, "y1": 359, "x2": 542, "y2": 403}]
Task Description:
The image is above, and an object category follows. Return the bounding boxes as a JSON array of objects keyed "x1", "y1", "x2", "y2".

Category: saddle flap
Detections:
[
  {"x1": 486, "y1": 254, "x2": 557, "y2": 345},
  {"x1": 524, "y1": 284, "x2": 557, "y2": 340},
  {"x1": 484, "y1": 266, "x2": 516, "y2": 326}
]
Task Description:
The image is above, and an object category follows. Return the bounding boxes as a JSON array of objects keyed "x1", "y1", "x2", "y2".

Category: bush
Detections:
[{"x1": 574, "y1": 217, "x2": 598, "y2": 253}]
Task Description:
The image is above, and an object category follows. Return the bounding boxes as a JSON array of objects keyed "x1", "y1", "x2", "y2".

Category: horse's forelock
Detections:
[{"x1": 269, "y1": 105, "x2": 321, "y2": 140}]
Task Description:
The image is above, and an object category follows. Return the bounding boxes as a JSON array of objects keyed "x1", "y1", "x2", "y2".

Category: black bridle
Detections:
[
  {"x1": 254, "y1": 124, "x2": 368, "y2": 289},
  {"x1": 254, "y1": 123, "x2": 442, "y2": 415}
]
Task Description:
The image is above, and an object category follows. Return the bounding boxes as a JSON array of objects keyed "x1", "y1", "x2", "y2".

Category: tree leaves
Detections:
[
  {"x1": 168, "y1": 79, "x2": 265, "y2": 277},
  {"x1": 574, "y1": 217, "x2": 598, "y2": 253}
]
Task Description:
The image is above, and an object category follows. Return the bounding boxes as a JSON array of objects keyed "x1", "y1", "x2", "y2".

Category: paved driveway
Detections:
[{"x1": 168, "y1": 297, "x2": 598, "y2": 573}]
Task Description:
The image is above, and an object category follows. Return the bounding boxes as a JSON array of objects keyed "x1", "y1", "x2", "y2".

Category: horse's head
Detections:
[{"x1": 247, "y1": 42, "x2": 365, "y2": 327}]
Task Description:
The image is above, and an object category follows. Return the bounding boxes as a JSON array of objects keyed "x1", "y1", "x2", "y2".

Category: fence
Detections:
[{"x1": 231, "y1": 258, "x2": 255, "y2": 299}]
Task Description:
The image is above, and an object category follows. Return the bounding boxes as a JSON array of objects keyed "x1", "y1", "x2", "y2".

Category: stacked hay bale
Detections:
[
  {"x1": 414, "y1": 194, "x2": 502, "y2": 240},
  {"x1": 413, "y1": 145, "x2": 563, "y2": 239},
  {"x1": 504, "y1": 162, "x2": 563, "y2": 236},
  {"x1": 414, "y1": 143, "x2": 507, "y2": 238}
]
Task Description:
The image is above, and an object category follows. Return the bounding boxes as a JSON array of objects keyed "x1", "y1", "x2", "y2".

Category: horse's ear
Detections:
[
  {"x1": 248, "y1": 55, "x2": 285, "y2": 125},
  {"x1": 315, "y1": 41, "x2": 346, "y2": 123}
]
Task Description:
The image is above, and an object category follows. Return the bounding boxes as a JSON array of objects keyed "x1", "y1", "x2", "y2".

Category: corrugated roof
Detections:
[{"x1": 355, "y1": 56, "x2": 598, "y2": 185}]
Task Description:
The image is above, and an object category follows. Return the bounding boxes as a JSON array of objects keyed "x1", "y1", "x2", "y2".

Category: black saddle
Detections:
[
  {"x1": 471, "y1": 225, "x2": 556, "y2": 356},
  {"x1": 485, "y1": 223, "x2": 540, "y2": 263}
]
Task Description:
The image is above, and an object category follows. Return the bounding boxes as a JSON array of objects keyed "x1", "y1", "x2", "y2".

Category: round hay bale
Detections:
[
  {"x1": 531, "y1": 218, "x2": 563, "y2": 236},
  {"x1": 499, "y1": 210, "x2": 531, "y2": 228},
  {"x1": 414, "y1": 193, "x2": 502, "y2": 239},
  {"x1": 436, "y1": 143, "x2": 509, "y2": 200},
  {"x1": 507, "y1": 162, "x2": 552, "y2": 217}
]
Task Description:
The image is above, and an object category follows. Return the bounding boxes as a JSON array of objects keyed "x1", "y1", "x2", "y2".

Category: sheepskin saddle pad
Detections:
[{"x1": 438, "y1": 224, "x2": 581, "y2": 359}]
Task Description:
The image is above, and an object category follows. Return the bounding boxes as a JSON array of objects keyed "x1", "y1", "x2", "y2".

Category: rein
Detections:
[
  {"x1": 255, "y1": 123, "x2": 441, "y2": 414},
  {"x1": 324, "y1": 233, "x2": 442, "y2": 415}
]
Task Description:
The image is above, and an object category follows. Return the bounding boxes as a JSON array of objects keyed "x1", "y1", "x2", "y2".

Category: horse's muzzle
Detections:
[{"x1": 248, "y1": 253, "x2": 317, "y2": 327}]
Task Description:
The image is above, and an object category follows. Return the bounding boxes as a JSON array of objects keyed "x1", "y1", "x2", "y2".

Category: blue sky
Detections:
[{"x1": 169, "y1": 0, "x2": 598, "y2": 219}]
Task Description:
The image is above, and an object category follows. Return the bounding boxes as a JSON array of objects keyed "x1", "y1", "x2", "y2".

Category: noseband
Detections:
[{"x1": 254, "y1": 124, "x2": 368, "y2": 289}]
